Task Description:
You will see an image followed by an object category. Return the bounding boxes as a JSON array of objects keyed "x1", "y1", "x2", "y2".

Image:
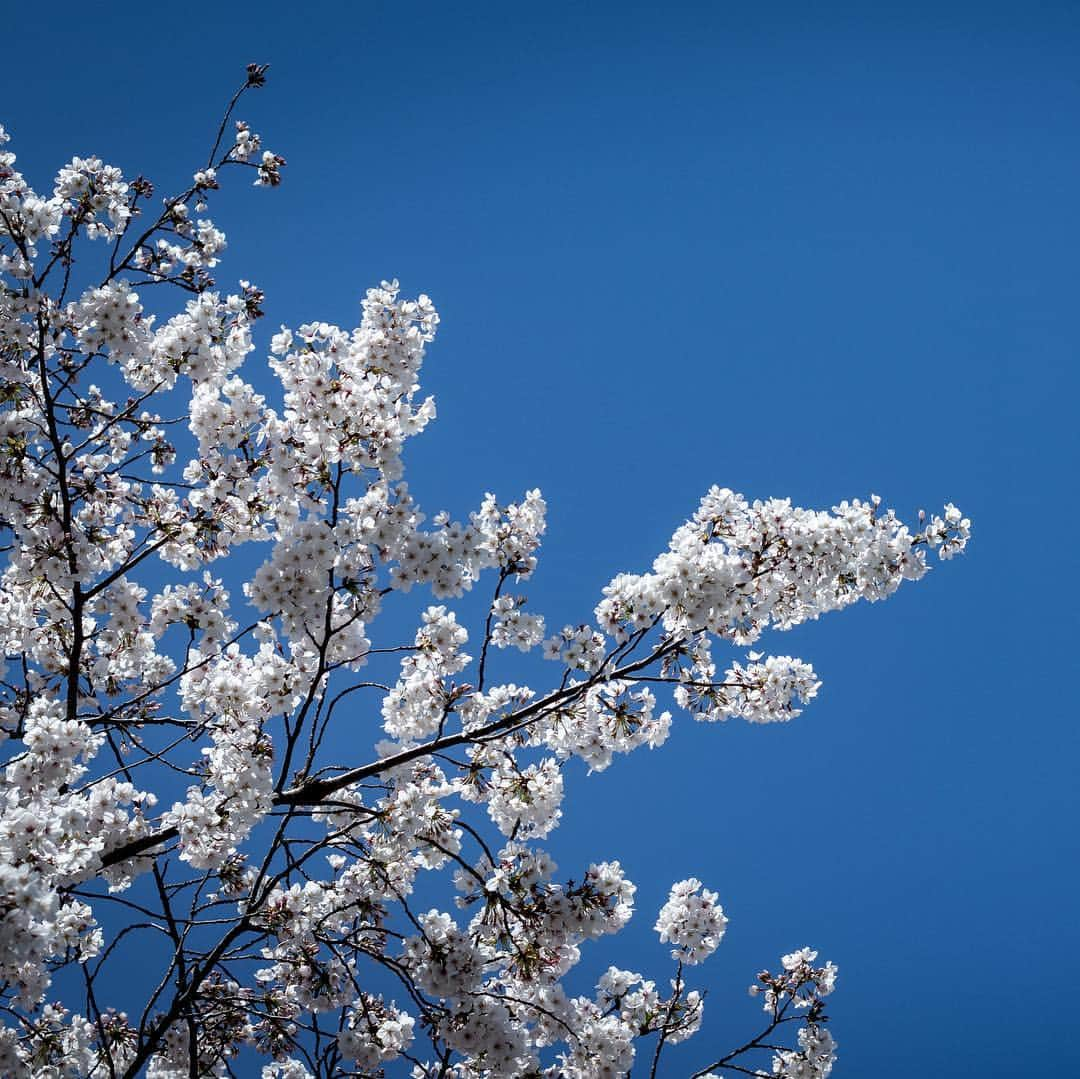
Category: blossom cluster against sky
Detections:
[{"x1": 6, "y1": 1, "x2": 1077, "y2": 1073}]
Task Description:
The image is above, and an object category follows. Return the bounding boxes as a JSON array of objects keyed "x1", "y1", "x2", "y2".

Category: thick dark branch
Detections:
[{"x1": 98, "y1": 633, "x2": 679, "y2": 870}]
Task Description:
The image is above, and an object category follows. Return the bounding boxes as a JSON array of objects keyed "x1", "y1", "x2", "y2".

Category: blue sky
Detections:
[{"x1": 7, "y1": 1, "x2": 1079, "y2": 1074}]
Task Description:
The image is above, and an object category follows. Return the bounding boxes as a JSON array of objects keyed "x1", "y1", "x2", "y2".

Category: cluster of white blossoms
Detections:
[
  {"x1": 693, "y1": 652, "x2": 823, "y2": 724},
  {"x1": 0, "y1": 72, "x2": 970, "y2": 1077},
  {"x1": 753, "y1": 947, "x2": 839, "y2": 1015},
  {"x1": 540, "y1": 680, "x2": 672, "y2": 772},
  {"x1": 480, "y1": 753, "x2": 565, "y2": 838},
  {"x1": 336, "y1": 995, "x2": 416, "y2": 1069},
  {"x1": 771, "y1": 1024, "x2": 838, "y2": 1079},
  {"x1": 754, "y1": 949, "x2": 840, "y2": 1079},
  {"x1": 654, "y1": 878, "x2": 729, "y2": 965},
  {"x1": 149, "y1": 572, "x2": 236, "y2": 645},
  {"x1": 164, "y1": 642, "x2": 292, "y2": 868},
  {"x1": 382, "y1": 605, "x2": 470, "y2": 741},
  {"x1": 923, "y1": 502, "x2": 971, "y2": 559},
  {"x1": 596, "y1": 487, "x2": 970, "y2": 647},
  {"x1": 542, "y1": 622, "x2": 609, "y2": 672},
  {"x1": 0, "y1": 696, "x2": 157, "y2": 1004},
  {"x1": 490, "y1": 593, "x2": 547, "y2": 651}
]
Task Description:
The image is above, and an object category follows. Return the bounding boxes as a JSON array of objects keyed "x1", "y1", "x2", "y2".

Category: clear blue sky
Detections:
[{"x1": 8, "y1": 2, "x2": 1078, "y2": 1074}]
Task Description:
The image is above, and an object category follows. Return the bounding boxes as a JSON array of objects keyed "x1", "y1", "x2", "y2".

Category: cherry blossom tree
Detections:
[{"x1": 0, "y1": 67, "x2": 970, "y2": 1078}]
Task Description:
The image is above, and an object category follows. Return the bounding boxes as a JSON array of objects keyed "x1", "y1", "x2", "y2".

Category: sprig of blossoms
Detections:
[
  {"x1": 597, "y1": 487, "x2": 971, "y2": 647},
  {"x1": 772, "y1": 1023, "x2": 837, "y2": 1079},
  {"x1": 752, "y1": 947, "x2": 839, "y2": 1015},
  {"x1": 655, "y1": 878, "x2": 728, "y2": 965},
  {"x1": 490, "y1": 594, "x2": 546, "y2": 651}
]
